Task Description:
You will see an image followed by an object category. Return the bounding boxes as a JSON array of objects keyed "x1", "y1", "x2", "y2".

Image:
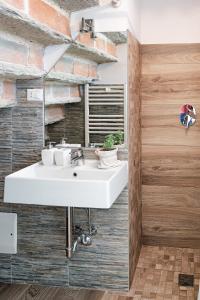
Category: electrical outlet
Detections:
[{"x1": 27, "y1": 89, "x2": 43, "y2": 102}]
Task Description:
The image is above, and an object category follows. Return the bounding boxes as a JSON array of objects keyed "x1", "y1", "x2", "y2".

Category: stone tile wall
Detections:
[{"x1": 0, "y1": 79, "x2": 129, "y2": 291}]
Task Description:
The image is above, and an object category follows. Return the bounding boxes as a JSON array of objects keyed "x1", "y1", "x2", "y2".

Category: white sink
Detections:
[{"x1": 4, "y1": 160, "x2": 128, "y2": 209}]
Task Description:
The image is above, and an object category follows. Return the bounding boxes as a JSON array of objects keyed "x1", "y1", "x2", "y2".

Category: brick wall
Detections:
[
  {"x1": 2, "y1": 0, "x2": 118, "y2": 59},
  {"x1": 29, "y1": 0, "x2": 70, "y2": 36},
  {"x1": 52, "y1": 53, "x2": 98, "y2": 79},
  {"x1": 0, "y1": 0, "x2": 118, "y2": 131},
  {"x1": 70, "y1": 86, "x2": 80, "y2": 97},
  {"x1": 77, "y1": 32, "x2": 117, "y2": 57},
  {"x1": 0, "y1": 31, "x2": 44, "y2": 106},
  {"x1": 45, "y1": 84, "x2": 80, "y2": 104},
  {"x1": 0, "y1": 1, "x2": 117, "y2": 83},
  {"x1": 0, "y1": 33, "x2": 44, "y2": 70},
  {"x1": 0, "y1": 80, "x2": 16, "y2": 107},
  {"x1": 3, "y1": 0, "x2": 70, "y2": 37},
  {"x1": 45, "y1": 104, "x2": 65, "y2": 125},
  {"x1": 6, "y1": 0, "x2": 24, "y2": 10}
]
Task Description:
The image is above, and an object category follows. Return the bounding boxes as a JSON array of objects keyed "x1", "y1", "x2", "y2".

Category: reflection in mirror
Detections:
[
  {"x1": 44, "y1": 31, "x2": 128, "y2": 148},
  {"x1": 85, "y1": 84, "x2": 126, "y2": 147},
  {"x1": 45, "y1": 82, "x2": 84, "y2": 145}
]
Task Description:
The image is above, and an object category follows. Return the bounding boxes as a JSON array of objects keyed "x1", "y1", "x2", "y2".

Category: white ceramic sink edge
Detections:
[{"x1": 4, "y1": 160, "x2": 128, "y2": 209}]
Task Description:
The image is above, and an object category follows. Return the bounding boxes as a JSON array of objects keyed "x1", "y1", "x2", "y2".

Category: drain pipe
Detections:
[
  {"x1": 87, "y1": 208, "x2": 97, "y2": 236},
  {"x1": 88, "y1": 208, "x2": 91, "y2": 235},
  {"x1": 66, "y1": 207, "x2": 73, "y2": 259},
  {"x1": 66, "y1": 207, "x2": 97, "y2": 258}
]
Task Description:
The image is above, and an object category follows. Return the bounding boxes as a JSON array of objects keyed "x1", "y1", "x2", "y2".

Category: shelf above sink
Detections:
[{"x1": 4, "y1": 160, "x2": 128, "y2": 209}]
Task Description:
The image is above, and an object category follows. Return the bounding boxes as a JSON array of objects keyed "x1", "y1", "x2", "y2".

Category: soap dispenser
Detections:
[
  {"x1": 61, "y1": 137, "x2": 68, "y2": 145},
  {"x1": 54, "y1": 138, "x2": 71, "y2": 167},
  {"x1": 56, "y1": 137, "x2": 69, "y2": 148},
  {"x1": 41, "y1": 142, "x2": 56, "y2": 166}
]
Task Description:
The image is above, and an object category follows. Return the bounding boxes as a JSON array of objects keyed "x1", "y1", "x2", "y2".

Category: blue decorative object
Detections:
[{"x1": 179, "y1": 104, "x2": 196, "y2": 128}]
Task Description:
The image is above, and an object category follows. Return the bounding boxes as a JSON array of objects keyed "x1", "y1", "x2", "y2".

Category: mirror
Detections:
[{"x1": 44, "y1": 31, "x2": 128, "y2": 148}]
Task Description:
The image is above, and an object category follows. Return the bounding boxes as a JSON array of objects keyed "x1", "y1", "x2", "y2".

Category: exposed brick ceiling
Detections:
[{"x1": 52, "y1": 0, "x2": 110, "y2": 12}]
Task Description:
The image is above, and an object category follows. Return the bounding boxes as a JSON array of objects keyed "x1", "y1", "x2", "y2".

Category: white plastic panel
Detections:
[{"x1": 0, "y1": 212, "x2": 17, "y2": 254}]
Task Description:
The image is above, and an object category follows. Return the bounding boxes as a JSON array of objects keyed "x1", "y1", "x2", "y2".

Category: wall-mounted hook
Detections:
[
  {"x1": 179, "y1": 104, "x2": 196, "y2": 128},
  {"x1": 80, "y1": 18, "x2": 97, "y2": 39},
  {"x1": 112, "y1": 0, "x2": 121, "y2": 8}
]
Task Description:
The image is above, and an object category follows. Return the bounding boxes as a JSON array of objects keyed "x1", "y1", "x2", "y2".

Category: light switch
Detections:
[{"x1": 27, "y1": 89, "x2": 43, "y2": 102}]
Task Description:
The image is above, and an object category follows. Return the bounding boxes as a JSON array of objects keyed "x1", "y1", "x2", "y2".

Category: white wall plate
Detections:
[{"x1": 0, "y1": 212, "x2": 17, "y2": 254}]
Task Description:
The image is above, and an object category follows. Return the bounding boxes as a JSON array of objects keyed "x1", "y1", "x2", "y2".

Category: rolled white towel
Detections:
[{"x1": 55, "y1": 149, "x2": 71, "y2": 167}]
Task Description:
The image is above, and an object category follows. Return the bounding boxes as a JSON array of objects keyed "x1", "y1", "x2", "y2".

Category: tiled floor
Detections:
[
  {"x1": 0, "y1": 246, "x2": 199, "y2": 299},
  {"x1": 129, "y1": 245, "x2": 200, "y2": 299}
]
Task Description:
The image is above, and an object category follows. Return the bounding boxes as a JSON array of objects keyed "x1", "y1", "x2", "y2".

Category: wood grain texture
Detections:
[
  {"x1": 141, "y1": 43, "x2": 200, "y2": 248},
  {"x1": 0, "y1": 284, "x2": 131, "y2": 300},
  {"x1": 128, "y1": 31, "x2": 142, "y2": 285},
  {"x1": 142, "y1": 44, "x2": 200, "y2": 64}
]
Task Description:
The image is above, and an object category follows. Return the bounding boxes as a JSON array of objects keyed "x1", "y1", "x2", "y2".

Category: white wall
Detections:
[
  {"x1": 140, "y1": 0, "x2": 200, "y2": 44},
  {"x1": 124, "y1": 0, "x2": 141, "y2": 40},
  {"x1": 71, "y1": 0, "x2": 200, "y2": 45},
  {"x1": 97, "y1": 43, "x2": 128, "y2": 84},
  {"x1": 71, "y1": 0, "x2": 141, "y2": 41}
]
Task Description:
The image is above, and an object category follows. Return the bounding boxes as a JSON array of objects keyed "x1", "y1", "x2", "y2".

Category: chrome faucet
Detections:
[{"x1": 70, "y1": 148, "x2": 85, "y2": 167}]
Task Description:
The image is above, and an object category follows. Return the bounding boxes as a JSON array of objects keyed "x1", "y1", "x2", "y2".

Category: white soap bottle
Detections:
[
  {"x1": 41, "y1": 142, "x2": 56, "y2": 166},
  {"x1": 56, "y1": 137, "x2": 70, "y2": 148},
  {"x1": 55, "y1": 148, "x2": 71, "y2": 167}
]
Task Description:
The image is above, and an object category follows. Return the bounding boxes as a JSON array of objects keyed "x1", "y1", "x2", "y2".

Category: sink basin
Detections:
[{"x1": 4, "y1": 160, "x2": 128, "y2": 209}]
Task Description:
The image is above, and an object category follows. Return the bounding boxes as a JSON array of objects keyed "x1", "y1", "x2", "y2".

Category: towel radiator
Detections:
[{"x1": 85, "y1": 84, "x2": 127, "y2": 146}]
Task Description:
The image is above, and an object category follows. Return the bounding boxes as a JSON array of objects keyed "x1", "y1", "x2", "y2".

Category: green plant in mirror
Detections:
[
  {"x1": 103, "y1": 134, "x2": 115, "y2": 150},
  {"x1": 113, "y1": 131, "x2": 124, "y2": 145},
  {"x1": 102, "y1": 131, "x2": 124, "y2": 150}
]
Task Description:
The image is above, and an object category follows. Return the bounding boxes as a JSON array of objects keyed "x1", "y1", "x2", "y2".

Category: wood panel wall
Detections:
[
  {"x1": 128, "y1": 31, "x2": 142, "y2": 285},
  {"x1": 141, "y1": 44, "x2": 200, "y2": 248}
]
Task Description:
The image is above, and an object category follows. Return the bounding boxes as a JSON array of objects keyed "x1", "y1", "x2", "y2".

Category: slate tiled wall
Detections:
[{"x1": 0, "y1": 79, "x2": 129, "y2": 291}]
